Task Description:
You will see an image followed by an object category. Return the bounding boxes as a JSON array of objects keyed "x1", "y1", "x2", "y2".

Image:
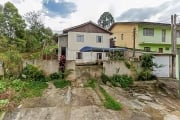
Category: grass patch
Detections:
[
  {"x1": 84, "y1": 79, "x2": 97, "y2": 89},
  {"x1": 99, "y1": 86, "x2": 122, "y2": 110},
  {"x1": 53, "y1": 80, "x2": 70, "y2": 88},
  {"x1": 12, "y1": 81, "x2": 48, "y2": 103},
  {"x1": 0, "y1": 79, "x2": 48, "y2": 111}
]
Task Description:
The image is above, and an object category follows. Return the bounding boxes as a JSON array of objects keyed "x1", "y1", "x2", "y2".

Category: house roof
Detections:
[
  {"x1": 109, "y1": 21, "x2": 171, "y2": 31},
  {"x1": 80, "y1": 46, "x2": 127, "y2": 52},
  {"x1": 62, "y1": 21, "x2": 112, "y2": 34}
]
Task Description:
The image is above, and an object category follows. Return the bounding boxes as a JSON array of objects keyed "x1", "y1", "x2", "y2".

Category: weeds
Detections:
[
  {"x1": 99, "y1": 86, "x2": 122, "y2": 110},
  {"x1": 53, "y1": 80, "x2": 70, "y2": 88},
  {"x1": 84, "y1": 79, "x2": 96, "y2": 89}
]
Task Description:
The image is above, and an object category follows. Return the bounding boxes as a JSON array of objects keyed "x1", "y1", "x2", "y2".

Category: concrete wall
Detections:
[
  {"x1": 23, "y1": 60, "x2": 59, "y2": 75},
  {"x1": 103, "y1": 61, "x2": 132, "y2": 76},
  {"x1": 65, "y1": 60, "x2": 76, "y2": 80}
]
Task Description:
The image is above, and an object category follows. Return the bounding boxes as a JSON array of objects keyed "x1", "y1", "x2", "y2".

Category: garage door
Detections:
[{"x1": 153, "y1": 56, "x2": 169, "y2": 77}]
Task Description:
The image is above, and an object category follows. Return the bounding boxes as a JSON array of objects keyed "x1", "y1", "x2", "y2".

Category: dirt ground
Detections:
[{"x1": 2, "y1": 80, "x2": 180, "y2": 120}]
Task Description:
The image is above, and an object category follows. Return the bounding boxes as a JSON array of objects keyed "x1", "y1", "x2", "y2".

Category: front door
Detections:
[{"x1": 61, "y1": 47, "x2": 66, "y2": 56}]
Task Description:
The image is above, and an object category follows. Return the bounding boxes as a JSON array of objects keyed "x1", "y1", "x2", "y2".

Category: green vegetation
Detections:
[
  {"x1": 21, "y1": 64, "x2": 46, "y2": 81},
  {"x1": 106, "y1": 51, "x2": 124, "y2": 61},
  {"x1": 84, "y1": 79, "x2": 96, "y2": 89},
  {"x1": 0, "y1": 79, "x2": 48, "y2": 111},
  {"x1": 138, "y1": 53, "x2": 158, "y2": 81},
  {"x1": 99, "y1": 86, "x2": 122, "y2": 110},
  {"x1": 124, "y1": 60, "x2": 131, "y2": 69},
  {"x1": 49, "y1": 72, "x2": 62, "y2": 80},
  {"x1": 98, "y1": 12, "x2": 115, "y2": 29},
  {"x1": 101, "y1": 73, "x2": 133, "y2": 88},
  {"x1": 100, "y1": 73, "x2": 110, "y2": 85},
  {"x1": 111, "y1": 74, "x2": 133, "y2": 88},
  {"x1": 53, "y1": 80, "x2": 70, "y2": 88}
]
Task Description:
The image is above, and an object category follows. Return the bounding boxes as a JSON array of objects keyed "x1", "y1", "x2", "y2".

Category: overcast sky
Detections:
[{"x1": 0, "y1": 0, "x2": 180, "y2": 33}]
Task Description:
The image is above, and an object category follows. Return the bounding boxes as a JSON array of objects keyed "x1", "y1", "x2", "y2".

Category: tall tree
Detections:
[
  {"x1": 98, "y1": 12, "x2": 115, "y2": 29},
  {"x1": 24, "y1": 11, "x2": 53, "y2": 52},
  {"x1": 0, "y1": 2, "x2": 26, "y2": 52}
]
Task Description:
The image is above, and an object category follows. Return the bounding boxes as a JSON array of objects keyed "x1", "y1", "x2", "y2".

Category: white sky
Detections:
[{"x1": 0, "y1": 0, "x2": 179, "y2": 33}]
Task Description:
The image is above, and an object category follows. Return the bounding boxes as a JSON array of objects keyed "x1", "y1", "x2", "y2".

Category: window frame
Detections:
[
  {"x1": 144, "y1": 47, "x2": 151, "y2": 52},
  {"x1": 76, "y1": 34, "x2": 84, "y2": 42},
  {"x1": 96, "y1": 36, "x2": 103, "y2": 43},
  {"x1": 76, "y1": 52, "x2": 82, "y2": 59},
  {"x1": 143, "y1": 28, "x2": 154, "y2": 36},
  {"x1": 97, "y1": 53, "x2": 102, "y2": 60},
  {"x1": 162, "y1": 29, "x2": 166, "y2": 42},
  {"x1": 177, "y1": 30, "x2": 180, "y2": 38}
]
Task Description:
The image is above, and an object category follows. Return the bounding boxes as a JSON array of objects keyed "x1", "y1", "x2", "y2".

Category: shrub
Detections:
[
  {"x1": 0, "y1": 81, "x2": 7, "y2": 94},
  {"x1": 111, "y1": 74, "x2": 133, "y2": 88},
  {"x1": 138, "y1": 70, "x2": 157, "y2": 81},
  {"x1": 21, "y1": 64, "x2": 45, "y2": 81},
  {"x1": 53, "y1": 80, "x2": 70, "y2": 88},
  {"x1": 101, "y1": 73, "x2": 110, "y2": 84},
  {"x1": 49, "y1": 72, "x2": 62, "y2": 80},
  {"x1": 10, "y1": 79, "x2": 27, "y2": 92}
]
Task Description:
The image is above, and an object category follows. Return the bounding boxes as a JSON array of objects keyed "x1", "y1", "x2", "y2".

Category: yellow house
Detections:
[{"x1": 109, "y1": 22, "x2": 139, "y2": 48}]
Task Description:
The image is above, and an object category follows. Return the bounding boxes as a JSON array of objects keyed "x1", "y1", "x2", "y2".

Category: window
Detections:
[
  {"x1": 177, "y1": 30, "x2": 180, "y2": 38},
  {"x1": 165, "y1": 47, "x2": 169, "y2": 50},
  {"x1": 97, "y1": 53, "x2": 102, "y2": 60},
  {"x1": 96, "y1": 36, "x2": 103, "y2": 43},
  {"x1": 162, "y1": 29, "x2": 166, "y2": 42},
  {"x1": 121, "y1": 34, "x2": 123, "y2": 40},
  {"x1": 143, "y1": 28, "x2": 154, "y2": 36},
  {"x1": 144, "y1": 47, "x2": 151, "y2": 52},
  {"x1": 158, "y1": 48, "x2": 163, "y2": 53},
  {"x1": 76, "y1": 52, "x2": 82, "y2": 59},
  {"x1": 77, "y1": 35, "x2": 84, "y2": 42},
  {"x1": 177, "y1": 48, "x2": 180, "y2": 53}
]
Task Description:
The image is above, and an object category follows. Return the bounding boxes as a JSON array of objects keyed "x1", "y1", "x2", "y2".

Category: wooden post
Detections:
[{"x1": 133, "y1": 27, "x2": 136, "y2": 57}]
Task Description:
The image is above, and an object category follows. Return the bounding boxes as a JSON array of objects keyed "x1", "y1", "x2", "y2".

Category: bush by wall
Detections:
[{"x1": 21, "y1": 64, "x2": 45, "y2": 81}]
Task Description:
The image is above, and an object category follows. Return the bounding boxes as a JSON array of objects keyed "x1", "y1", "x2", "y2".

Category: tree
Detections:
[
  {"x1": 0, "y1": 2, "x2": 26, "y2": 51},
  {"x1": 138, "y1": 54, "x2": 157, "y2": 81},
  {"x1": 24, "y1": 11, "x2": 53, "y2": 52},
  {"x1": 98, "y1": 12, "x2": 115, "y2": 29}
]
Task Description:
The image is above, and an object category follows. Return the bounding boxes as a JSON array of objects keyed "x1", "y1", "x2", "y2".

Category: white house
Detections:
[{"x1": 58, "y1": 21, "x2": 112, "y2": 64}]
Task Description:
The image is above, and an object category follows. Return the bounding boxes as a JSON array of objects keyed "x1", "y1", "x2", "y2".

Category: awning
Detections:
[{"x1": 80, "y1": 46, "x2": 127, "y2": 52}]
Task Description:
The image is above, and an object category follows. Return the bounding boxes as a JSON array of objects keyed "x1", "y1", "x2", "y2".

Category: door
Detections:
[
  {"x1": 61, "y1": 47, "x2": 66, "y2": 56},
  {"x1": 153, "y1": 56, "x2": 169, "y2": 77}
]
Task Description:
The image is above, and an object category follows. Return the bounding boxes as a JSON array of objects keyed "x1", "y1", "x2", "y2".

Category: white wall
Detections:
[{"x1": 67, "y1": 32, "x2": 110, "y2": 62}]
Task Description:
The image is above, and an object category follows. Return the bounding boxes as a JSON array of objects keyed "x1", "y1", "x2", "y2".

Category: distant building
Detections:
[{"x1": 109, "y1": 22, "x2": 180, "y2": 53}]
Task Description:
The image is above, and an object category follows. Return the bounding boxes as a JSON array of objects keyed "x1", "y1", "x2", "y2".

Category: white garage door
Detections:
[{"x1": 153, "y1": 56, "x2": 169, "y2": 77}]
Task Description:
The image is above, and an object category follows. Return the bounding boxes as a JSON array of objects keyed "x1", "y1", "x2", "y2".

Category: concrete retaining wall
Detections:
[
  {"x1": 103, "y1": 61, "x2": 132, "y2": 76},
  {"x1": 23, "y1": 60, "x2": 59, "y2": 75}
]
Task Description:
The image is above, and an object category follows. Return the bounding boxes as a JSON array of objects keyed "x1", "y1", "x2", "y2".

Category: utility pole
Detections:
[
  {"x1": 133, "y1": 27, "x2": 136, "y2": 57},
  {"x1": 171, "y1": 14, "x2": 176, "y2": 78},
  {"x1": 171, "y1": 14, "x2": 180, "y2": 98}
]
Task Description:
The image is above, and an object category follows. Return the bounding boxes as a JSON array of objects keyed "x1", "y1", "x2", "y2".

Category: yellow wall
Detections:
[{"x1": 110, "y1": 23, "x2": 139, "y2": 48}]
